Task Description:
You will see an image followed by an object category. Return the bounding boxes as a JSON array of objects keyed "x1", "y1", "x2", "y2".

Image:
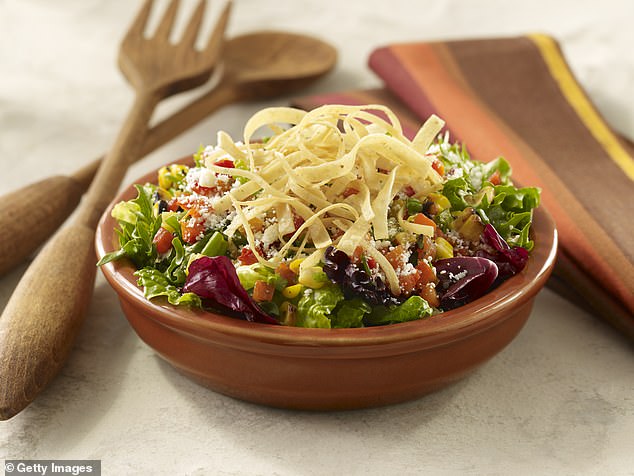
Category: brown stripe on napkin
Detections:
[
  {"x1": 440, "y1": 37, "x2": 633, "y2": 263},
  {"x1": 292, "y1": 35, "x2": 634, "y2": 337}
]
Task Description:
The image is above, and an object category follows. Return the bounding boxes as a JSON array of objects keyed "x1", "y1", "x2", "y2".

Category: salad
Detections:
[{"x1": 99, "y1": 105, "x2": 540, "y2": 328}]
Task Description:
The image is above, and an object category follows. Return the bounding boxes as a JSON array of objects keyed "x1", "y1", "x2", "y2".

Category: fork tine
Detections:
[
  {"x1": 202, "y1": 0, "x2": 232, "y2": 58},
  {"x1": 125, "y1": 0, "x2": 154, "y2": 39},
  {"x1": 154, "y1": 0, "x2": 180, "y2": 40},
  {"x1": 180, "y1": 0, "x2": 207, "y2": 49}
]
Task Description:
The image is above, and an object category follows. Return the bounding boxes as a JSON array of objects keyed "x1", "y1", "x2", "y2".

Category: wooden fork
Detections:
[{"x1": 0, "y1": 0, "x2": 231, "y2": 420}]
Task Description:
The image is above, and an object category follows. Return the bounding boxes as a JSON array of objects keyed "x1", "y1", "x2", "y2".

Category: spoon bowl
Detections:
[{"x1": 223, "y1": 31, "x2": 337, "y2": 91}]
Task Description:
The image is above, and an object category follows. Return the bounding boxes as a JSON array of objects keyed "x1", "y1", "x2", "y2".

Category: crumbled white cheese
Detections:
[
  {"x1": 261, "y1": 223, "x2": 279, "y2": 247},
  {"x1": 448, "y1": 270, "x2": 468, "y2": 281},
  {"x1": 377, "y1": 240, "x2": 392, "y2": 250},
  {"x1": 470, "y1": 167, "x2": 484, "y2": 190},
  {"x1": 399, "y1": 262, "x2": 417, "y2": 276}
]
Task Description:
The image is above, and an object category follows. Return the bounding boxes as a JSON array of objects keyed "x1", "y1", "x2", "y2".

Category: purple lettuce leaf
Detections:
[
  {"x1": 183, "y1": 256, "x2": 279, "y2": 324},
  {"x1": 477, "y1": 224, "x2": 529, "y2": 280},
  {"x1": 435, "y1": 256, "x2": 499, "y2": 310}
]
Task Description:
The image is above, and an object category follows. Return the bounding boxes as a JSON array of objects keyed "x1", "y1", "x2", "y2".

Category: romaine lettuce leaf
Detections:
[
  {"x1": 365, "y1": 296, "x2": 433, "y2": 326},
  {"x1": 331, "y1": 299, "x2": 371, "y2": 328},
  {"x1": 296, "y1": 283, "x2": 344, "y2": 328}
]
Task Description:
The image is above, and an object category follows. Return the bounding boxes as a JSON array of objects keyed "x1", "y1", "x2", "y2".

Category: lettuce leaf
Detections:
[
  {"x1": 135, "y1": 267, "x2": 201, "y2": 307},
  {"x1": 331, "y1": 299, "x2": 371, "y2": 328},
  {"x1": 365, "y1": 295, "x2": 433, "y2": 326},
  {"x1": 433, "y1": 136, "x2": 539, "y2": 250},
  {"x1": 97, "y1": 184, "x2": 160, "y2": 267},
  {"x1": 296, "y1": 283, "x2": 344, "y2": 328},
  {"x1": 237, "y1": 263, "x2": 287, "y2": 291}
]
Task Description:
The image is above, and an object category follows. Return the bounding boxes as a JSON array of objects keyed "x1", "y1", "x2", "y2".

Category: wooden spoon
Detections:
[
  {"x1": 0, "y1": 0, "x2": 231, "y2": 420},
  {"x1": 0, "y1": 31, "x2": 337, "y2": 277}
]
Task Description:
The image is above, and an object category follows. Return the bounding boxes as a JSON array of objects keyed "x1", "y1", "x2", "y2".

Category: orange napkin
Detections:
[{"x1": 293, "y1": 35, "x2": 634, "y2": 339}]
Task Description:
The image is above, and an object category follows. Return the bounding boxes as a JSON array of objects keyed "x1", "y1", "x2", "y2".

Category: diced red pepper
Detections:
[
  {"x1": 238, "y1": 247, "x2": 259, "y2": 265},
  {"x1": 415, "y1": 261, "x2": 437, "y2": 285},
  {"x1": 181, "y1": 220, "x2": 206, "y2": 244},
  {"x1": 171, "y1": 196, "x2": 209, "y2": 212},
  {"x1": 416, "y1": 235, "x2": 436, "y2": 262},
  {"x1": 399, "y1": 271, "x2": 420, "y2": 295},
  {"x1": 190, "y1": 182, "x2": 217, "y2": 196},
  {"x1": 275, "y1": 262, "x2": 297, "y2": 285},
  {"x1": 413, "y1": 213, "x2": 437, "y2": 229},
  {"x1": 384, "y1": 245, "x2": 406, "y2": 271},
  {"x1": 214, "y1": 158, "x2": 235, "y2": 168},
  {"x1": 252, "y1": 280, "x2": 275, "y2": 302},
  {"x1": 431, "y1": 159, "x2": 445, "y2": 176},
  {"x1": 488, "y1": 170, "x2": 501, "y2": 185},
  {"x1": 167, "y1": 198, "x2": 182, "y2": 212},
  {"x1": 419, "y1": 282, "x2": 440, "y2": 308},
  {"x1": 153, "y1": 227, "x2": 175, "y2": 254}
]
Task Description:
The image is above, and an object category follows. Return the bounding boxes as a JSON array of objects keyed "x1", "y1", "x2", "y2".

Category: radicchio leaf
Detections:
[
  {"x1": 435, "y1": 256, "x2": 498, "y2": 310},
  {"x1": 323, "y1": 246, "x2": 400, "y2": 306},
  {"x1": 183, "y1": 256, "x2": 279, "y2": 324},
  {"x1": 478, "y1": 224, "x2": 529, "y2": 280}
]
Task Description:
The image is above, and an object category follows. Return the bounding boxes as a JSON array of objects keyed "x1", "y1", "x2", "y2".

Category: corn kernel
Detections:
[
  {"x1": 158, "y1": 166, "x2": 171, "y2": 190},
  {"x1": 158, "y1": 164, "x2": 188, "y2": 190},
  {"x1": 289, "y1": 258, "x2": 304, "y2": 274},
  {"x1": 434, "y1": 237, "x2": 454, "y2": 259},
  {"x1": 282, "y1": 284, "x2": 303, "y2": 299},
  {"x1": 429, "y1": 193, "x2": 451, "y2": 212}
]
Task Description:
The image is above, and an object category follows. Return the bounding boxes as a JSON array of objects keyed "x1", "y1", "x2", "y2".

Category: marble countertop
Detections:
[{"x1": 1, "y1": 1, "x2": 633, "y2": 475}]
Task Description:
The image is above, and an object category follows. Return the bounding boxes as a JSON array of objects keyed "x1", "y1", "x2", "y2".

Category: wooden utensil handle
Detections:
[
  {"x1": 0, "y1": 224, "x2": 97, "y2": 420},
  {"x1": 0, "y1": 83, "x2": 239, "y2": 277},
  {"x1": 0, "y1": 176, "x2": 86, "y2": 276},
  {"x1": 0, "y1": 93, "x2": 159, "y2": 420},
  {"x1": 76, "y1": 93, "x2": 160, "y2": 228}
]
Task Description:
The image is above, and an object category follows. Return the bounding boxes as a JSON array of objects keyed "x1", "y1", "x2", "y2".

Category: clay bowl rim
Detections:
[{"x1": 96, "y1": 157, "x2": 558, "y2": 354}]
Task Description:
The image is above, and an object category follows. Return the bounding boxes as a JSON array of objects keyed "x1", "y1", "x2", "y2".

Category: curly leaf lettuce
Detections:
[
  {"x1": 135, "y1": 267, "x2": 201, "y2": 307},
  {"x1": 434, "y1": 136, "x2": 540, "y2": 250},
  {"x1": 97, "y1": 184, "x2": 160, "y2": 267}
]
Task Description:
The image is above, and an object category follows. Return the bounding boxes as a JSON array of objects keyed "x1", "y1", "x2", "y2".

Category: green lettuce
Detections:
[
  {"x1": 135, "y1": 267, "x2": 201, "y2": 307},
  {"x1": 433, "y1": 136, "x2": 540, "y2": 250},
  {"x1": 365, "y1": 296, "x2": 433, "y2": 326},
  {"x1": 296, "y1": 284, "x2": 344, "y2": 328},
  {"x1": 97, "y1": 184, "x2": 160, "y2": 267},
  {"x1": 331, "y1": 299, "x2": 371, "y2": 328},
  {"x1": 236, "y1": 263, "x2": 287, "y2": 291}
]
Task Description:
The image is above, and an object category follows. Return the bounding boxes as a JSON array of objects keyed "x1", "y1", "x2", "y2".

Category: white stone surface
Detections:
[{"x1": 1, "y1": 1, "x2": 633, "y2": 475}]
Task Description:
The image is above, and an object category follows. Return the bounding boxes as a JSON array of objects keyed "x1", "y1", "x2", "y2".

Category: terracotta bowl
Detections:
[{"x1": 96, "y1": 160, "x2": 558, "y2": 411}]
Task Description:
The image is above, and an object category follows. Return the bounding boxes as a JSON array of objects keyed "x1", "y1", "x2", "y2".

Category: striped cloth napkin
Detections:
[{"x1": 293, "y1": 34, "x2": 634, "y2": 339}]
